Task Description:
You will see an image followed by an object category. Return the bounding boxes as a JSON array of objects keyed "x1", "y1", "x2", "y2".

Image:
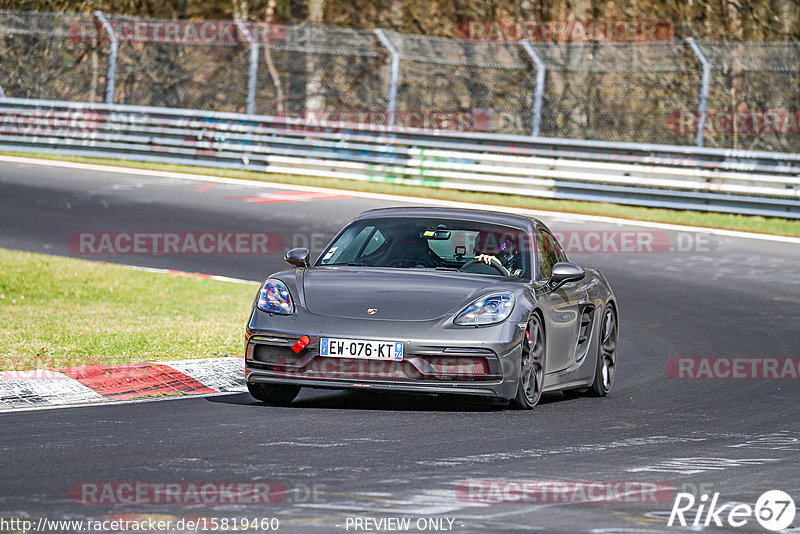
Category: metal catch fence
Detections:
[{"x1": 2, "y1": 10, "x2": 800, "y2": 152}]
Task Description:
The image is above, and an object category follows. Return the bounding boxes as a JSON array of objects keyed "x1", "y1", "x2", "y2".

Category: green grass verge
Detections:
[
  {"x1": 0, "y1": 248, "x2": 257, "y2": 371},
  {"x1": 4, "y1": 151, "x2": 800, "y2": 238}
]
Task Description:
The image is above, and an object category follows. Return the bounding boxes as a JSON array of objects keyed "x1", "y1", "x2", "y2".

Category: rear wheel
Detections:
[
  {"x1": 590, "y1": 304, "x2": 617, "y2": 396},
  {"x1": 512, "y1": 315, "x2": 545, "y2": 409},
  {"x1": 247, "y1": 382, "x2": 301, "y2": 405}
]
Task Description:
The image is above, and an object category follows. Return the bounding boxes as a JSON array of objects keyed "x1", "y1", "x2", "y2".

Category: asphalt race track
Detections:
[{"x1": 1, "y1": 158, "x2": 799, "y2": 534}]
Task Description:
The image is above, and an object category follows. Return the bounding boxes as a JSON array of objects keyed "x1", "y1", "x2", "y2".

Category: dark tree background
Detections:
[{"x1": 2, "y1": 0, "x2": 798, "y2": 41}]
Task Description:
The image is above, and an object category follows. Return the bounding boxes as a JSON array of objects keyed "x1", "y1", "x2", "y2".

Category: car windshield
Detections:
[{"x1": 317, "y1": 217, "x2": 531, "y2": 278}]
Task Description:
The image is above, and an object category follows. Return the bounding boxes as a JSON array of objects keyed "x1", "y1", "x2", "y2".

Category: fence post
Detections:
[
  {"x1": 93, "y1": 11, "x2": 117, "y2": 104},
  {"x1": 373, "y1": 29, "x2": 399, "y2": 127},
  {"x1": 521, "y1": 42, "x2": 546, "y2": 138},
  {"x1": 686, "y1": 38, "x2": 711, "y2": 147},
  {"x1": 235, "y1": 21, "x2": 259, "y2": 115}
]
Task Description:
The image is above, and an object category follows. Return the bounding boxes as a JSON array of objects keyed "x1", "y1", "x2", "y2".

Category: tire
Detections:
[
  {"x1": 511, "y1": 314, "x2": 546, "y2": 409},
  {"x1": 247, "y1": 382, "x2": 301, "y2": 405},
  {"x1": 589, "y1": 304, "x2": 618, "y2": 397}
]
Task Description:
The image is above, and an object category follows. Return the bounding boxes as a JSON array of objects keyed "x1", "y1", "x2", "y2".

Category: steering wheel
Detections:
[{"x1": 460, "y1": 256, "x2": 511, "y2": 276}]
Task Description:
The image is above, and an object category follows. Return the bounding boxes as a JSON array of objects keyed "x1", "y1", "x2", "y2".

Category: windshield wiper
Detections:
[
  {"x1": 434, "y1": 266, "x2": 460, "y2": 271},
  {"x1": 347, "y1": 262, "x2": 369, "y2": 266}
]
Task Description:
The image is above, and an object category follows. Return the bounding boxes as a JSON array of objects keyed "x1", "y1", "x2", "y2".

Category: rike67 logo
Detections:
[{"x1": 668, "y1": 490, "x2": 796, "y2": 531}]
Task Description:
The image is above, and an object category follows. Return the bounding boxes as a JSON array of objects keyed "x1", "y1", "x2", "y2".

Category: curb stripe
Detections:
[
  {"x1": 0, "y1": 357, "x2": 246, "y2": 410},
  {"x1": 0, "y1": 376, "x2": 105, "y2": 409},
  {"x1": 162, "y1": 357, "x2": 246, "y2": 393},
  {"x1": 60, "y1": 362, "x2": 217, "y2": 400}
]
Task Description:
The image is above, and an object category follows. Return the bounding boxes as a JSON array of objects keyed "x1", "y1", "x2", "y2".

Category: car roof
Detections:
[{"x1": 353, "y1": 206, "x2": 544, "y2": 232}]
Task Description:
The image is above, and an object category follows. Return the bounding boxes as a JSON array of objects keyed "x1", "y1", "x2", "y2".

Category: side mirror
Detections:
[
  {"x1": 285, "y1": 247, "x2": 310, "y2": 268},
  {"x1": 549, "y1": 262, "x2": 585, "y2": 289}
]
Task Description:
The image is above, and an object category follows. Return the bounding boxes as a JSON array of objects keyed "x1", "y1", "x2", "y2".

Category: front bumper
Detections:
[{"x1": 245, "y1": 311, "x2": 524, "y2": 401}]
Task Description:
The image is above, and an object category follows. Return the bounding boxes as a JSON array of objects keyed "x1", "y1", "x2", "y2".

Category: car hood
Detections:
[{"x1": 301, "y1": 267, "x2": 501, "y2": 321}]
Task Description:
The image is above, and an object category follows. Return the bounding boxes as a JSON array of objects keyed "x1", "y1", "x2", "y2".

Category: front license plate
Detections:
[{"x1": 320, "y1": 338, "x2": 403, "y2": 361}]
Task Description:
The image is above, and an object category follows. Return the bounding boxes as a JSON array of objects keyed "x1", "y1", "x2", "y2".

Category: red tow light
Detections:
[{"x1": 291, "y1": 336, "x2": 310, "y2": 353}]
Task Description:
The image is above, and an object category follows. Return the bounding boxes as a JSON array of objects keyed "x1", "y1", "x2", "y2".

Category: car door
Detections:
[{"x1": 535, "y1": 229, "x2": 587, "y2": 373}]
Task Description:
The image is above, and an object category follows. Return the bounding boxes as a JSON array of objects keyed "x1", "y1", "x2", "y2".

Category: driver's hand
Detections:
[{"x1": 476, "y1": 254, "x2": 498, "y2": 265}]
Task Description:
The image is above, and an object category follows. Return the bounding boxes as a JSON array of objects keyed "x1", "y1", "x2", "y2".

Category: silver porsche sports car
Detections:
[{"x1": 245, "y1": 207, "x2": 618, "y2": 409}]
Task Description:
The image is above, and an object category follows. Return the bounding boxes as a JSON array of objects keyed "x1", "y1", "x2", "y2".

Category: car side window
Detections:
[
  {"x1": 320, "y1": 226, "x2": 375, "y2": 264},
  {"x1": 536, "y1": 229, "x2": 561, "y2": 280},
  {"x1": 551, "y1": 231, "x2": 568, "y2": 263},
  {"x1": 361, "y1": 229, "x2": 386, "y2": 256}
]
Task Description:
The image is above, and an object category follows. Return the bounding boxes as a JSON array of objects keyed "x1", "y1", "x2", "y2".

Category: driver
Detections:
[{"x1": 473, "y1": 230, "x2": 522, "y2": 276}]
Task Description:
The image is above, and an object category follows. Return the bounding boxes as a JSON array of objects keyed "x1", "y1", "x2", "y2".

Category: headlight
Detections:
[
  {"x1": 257, "y1": 279, "x2": 294, "y2": 315},
  {"x1": 453, "y1": 292, "x2": 515, "y2": 326}
]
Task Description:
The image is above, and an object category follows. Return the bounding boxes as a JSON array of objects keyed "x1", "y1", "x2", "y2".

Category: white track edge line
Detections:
[
  {"x1": 122, "y1": 264, "x2": 259, "y2": 284},
  {"x1": 1, "y1": 154, "x2": 799, "y2": 245},
  {"x1": 0, "y1": 389, "x2": 246, "y2": 414}
]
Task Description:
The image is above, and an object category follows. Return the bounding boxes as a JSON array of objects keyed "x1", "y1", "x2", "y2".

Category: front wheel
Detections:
[
  {"x1": 247, "y1": 382, "x2": 301, "y2": 405},
  {"x1": 511, "y1": 315, "x2": 546, "y2": 409},
  {"x1": 590, "y1": 304, "x2": 618, "y2": 396}
]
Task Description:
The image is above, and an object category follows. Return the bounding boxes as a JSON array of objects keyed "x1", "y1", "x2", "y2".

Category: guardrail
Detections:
[{"x1": 1, "y1": 97, "x2": 799, "y2": 219}]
